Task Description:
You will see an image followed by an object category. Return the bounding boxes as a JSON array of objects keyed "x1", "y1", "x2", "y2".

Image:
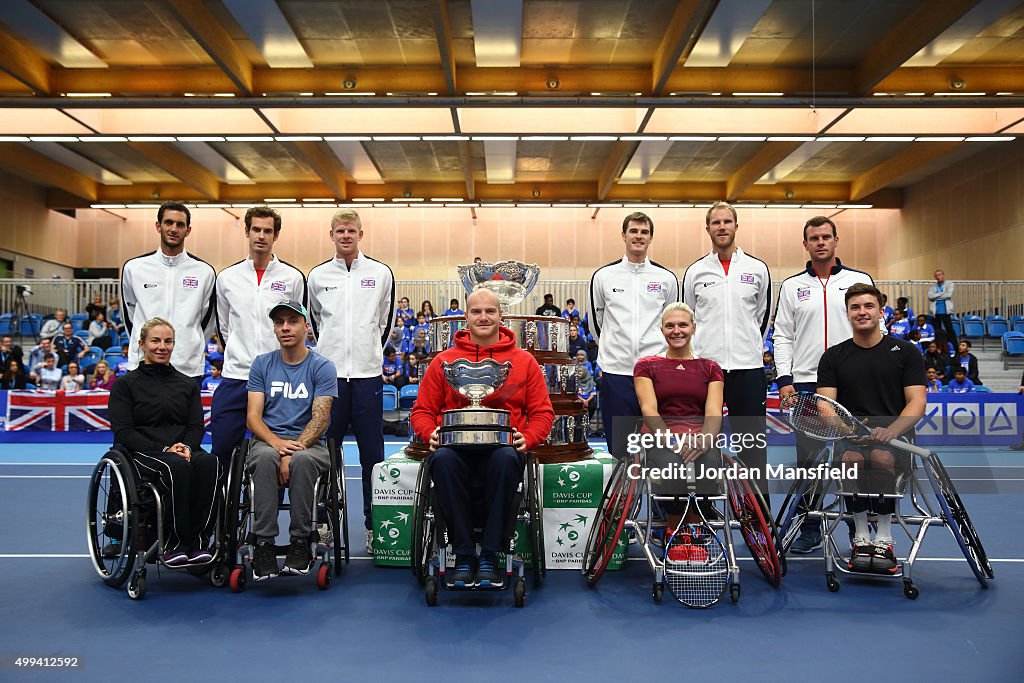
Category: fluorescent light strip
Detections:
[
  {"x1": 352, "y1": 198, "x2": 383, "y2": 202},
  {"x1": 79, "y1": 136, "x2": 127, "y2": 142},
  {"x1": 231, "y1": 203, "x2": 259, "y2": 208},
  {"x1": 0, "y1": 136, "x2": 29, "y2": 141},
  {"x1": 323, "y1": 136, "x2": 372, "y2": 141},
  {"x1": 819, "y1": 136, "x2": 865, "y2": 142},
  {"x1": 521, "y1": 136, "x2": 568, "y2": 141},
  {"x1": 934, "y1": 92, "x2": 986, "y2": 96},
  {"x1": 193, "y1": 204, "x2": 232, "y2": 208},
  {"x1": 569, "y1": 136, "x2": 618, "y2": 141},
  {"x1": 465, "y1": 91, "x2": 518, "y2": 96},
  {"x1": 323, "y1": 92, "x2": 377, "y2": 96},
  {"x1": 732, "y1": 92, "x2": 783, "y2": 97},
  {"x1": 65, "y1": 92, "x2": 111, "y2": 97},
  {"x1": 552, "y1": 204, "x2": 588, "y2": 208},
  {"x1": 914, "y1": 136, "x2": 966, "y2": 142},
  {"x1": 263, "y1": 198, "x2": 297, "y2": 203},
  {"x1": 471, "y1": 136, "x2": 518, "y2": 141},
  {"x1": 801, "y1": 204, "x2": 838, "y2": 209},
  {"x1": 866, "y1": 136, "x2": 915, "y2": 142},
  {"x1": 302, "y1": 198, "x2": 335, "y2": 202},
  {"x1": 966, "y1": 136, "x2": 1014, "y2": 142},
  {"x1": 421, "y1": 136, "x2": 468, "y2": 141},
  {"x1": 736, "y1": 203, "x2": 766, "y2": 208},
  {"x1": 619, "y1": 136, "x2": 668, "y2": 141},
  {"x1": 275, "y1": 136, "x2": 322, "y2": 141},
  {"x1": 771, "y1": 204, "x2": 804, "y2": 209},
  {"x1": 371, "y1": 136, "x2": 420, "y2": 141},
  {"x1": 224, "y1": 136, "x2": 274, "y2": 142},
  {"x1": 29, "y1": 136, "x2": 78, "y2": 142},
  {"x1": 669, "y1": 136, "x2": 716, "y2": 142},
  {"x1": 127, "y1": 136, "x2": 176, "y2": 142},
  {"x1": 768, "y1": 136, "x2": 816, "y2": 142},
  {"x1": 403, "y1": 198, "x2": 425, "y2": 202},
  {"x1": 482, "y1": 203, "x2": 516, "y2": 208},
  {"x1": 90, "y1": 204, "x2": 125, "y2": 209},
  {"x1": 431, "y1": 198, "x2": 463, "y2": 202},
  {"x1": 589, "y1": 203, "x2": 623, "y2": 208},
  {"x1": 837, "y1": 204, "x2": 873, "y2": 209},
  {"x1": 176, "y1": 136, "x2": 225, "y2": 142},
  {"x1": 375, "y1": 203, "x2": 406, "y2": 208},
  {"x1": 657, "y1": 203, "x2": 695, "y2": 208},
  {"x1": 719, "y1": 136, "x2": 767, "y2": 142},
  {"x1": 301, "y1": 203, "x2": 338, "y2": 208}
]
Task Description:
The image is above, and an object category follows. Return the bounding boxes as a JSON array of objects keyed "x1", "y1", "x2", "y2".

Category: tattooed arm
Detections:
[{"x1": 297, "y1": 395, "x2": 334, "y2": 448}]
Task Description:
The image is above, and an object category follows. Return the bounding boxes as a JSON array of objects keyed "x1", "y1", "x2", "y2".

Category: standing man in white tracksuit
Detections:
[
  {"x1": 211, "y1": 206, "x2": 307, "y2": 472},
  {"x1": 308, "y1": 209, "x2": 395, "y2": 553},
  {"x1": 774, "y1": 215, "x2": 877, "y2": 553},
  {"x1": 589, "y1": 211, "x2": 678, "y2": 460},
  {"x1": 121, "y1": 201, "x2": 216, "y2": 379},
  {"x1": 683, "y1": 201, "x2": 772, "y2": 482}
]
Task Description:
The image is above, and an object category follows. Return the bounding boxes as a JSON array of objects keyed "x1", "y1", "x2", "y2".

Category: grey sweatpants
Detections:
[{"x1": 246, "y1": 439, "x2": 330, "y2": 541}]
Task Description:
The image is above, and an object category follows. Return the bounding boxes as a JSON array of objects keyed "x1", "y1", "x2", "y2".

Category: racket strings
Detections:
[
  {"x1": 784, "y1": 394, "x2": 858, "y2": 440},
  {"x1": 665, "y1": 523, "x2": 728, "y2": 607}
]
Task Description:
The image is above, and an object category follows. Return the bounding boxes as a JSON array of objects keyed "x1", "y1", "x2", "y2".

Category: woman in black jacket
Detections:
[
  {"x1": 108, "y1": 317, "x2": 219, "y2": 566},
  {"x1": 1, "y1": 359, "x2": 27, "y2": 389}
]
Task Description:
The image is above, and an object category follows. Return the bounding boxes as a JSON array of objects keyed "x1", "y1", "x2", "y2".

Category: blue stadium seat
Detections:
[
  {"x1": 69, "y1": 314, "x2": 88, "y2": 331},
  {"x1": 1011, "y1": 316, "x2": 1024, "y2": 334},
  {"x1": 24, "y1": 383, "x2": 36, "y2": 390},
  {"x1": 73, "y1": 329, "x2": 90, "y2": 340},
  {"x1": 0, "y1": 313, "x2": 13, "y2": 334},
  {"x1": 974, "y1": 386, "x2": 992, "y2": 393},
  {"x1": 951, "y1": 317, "x2": 963, "y2": 337},
  {"x1": 399, "y1": 384, "x2": 419, "y2": 411},
  {"x1": 382, "y1": 384, "x2": 398, "y2": 412},
  {"x1": 19, "y1": 315, "x2": 42, "y2": 337},
  {"x1": 1003, "y1": 332, "x2": 1024, "y2": 356},
  {"x1": 985, "y1": 315, "x2": 1009, "y2": 338},
  {"x1": 89, "y1": 345, "x2": 105, "y2": 355},
  {"x1": 104, "y1": 350, "x2": 123, "y2": 364},
  {"x1": 81, "y1": 351, "x2": 101, "y2": 370},
  {"x1": 961, "y1": 315, "x2": 985, "y2": 339}
]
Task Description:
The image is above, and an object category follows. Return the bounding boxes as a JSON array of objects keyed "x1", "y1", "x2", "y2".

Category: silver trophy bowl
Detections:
[
  {"x1": 457, "y1": 260, "x2": 541, "y2": 307},
  {"x1": 439, "y1": 359, "x2": 514, "y2": 447}
]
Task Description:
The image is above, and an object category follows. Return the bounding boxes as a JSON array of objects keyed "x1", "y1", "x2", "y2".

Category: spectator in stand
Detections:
[
  {"x1": 60, "y1": 361, "x2": 85, "y2": 392},
  {"x1": 895, "y1": 297, "x2": 915, "y2": 326},
  {"x1": 87, "y1": 311, "x2": 116, "y2": 351},
  {"x1": 880, "y1": 294, "x2": 894, "y2": 327},
  {"x1": 927, "y1": 269, "x2": 958, "y2": 350},
  {"x1": 420, "y1": 300, "x2": 436, "y2": 322},
  {"x1": 443, "y1": 299, "x2": 464, "y2": 317},
  {"x1": 536, "y1": 293, "x2": 561, "y2": 317},
  {"x1": 411, "y1": 328, "x2": 430, "y2": 356},
  {"x1": 382, "y1": 346, "x2": 406, "y2": 388},
  {"x1": 27, "y1": 338, "x2": 53, "y2": 379},
  {"x1": 951, "y1": 340, "x2": 982, "y2": 385},
  {"x1": 923, "y1": 342, "x2": 948, "y2": 383},
  {"x1": 405, "y1": 353, "x2": 423, "y2": 385},
  {"x1": 40, "y1": 309, "x2": 68, "y2": 339},
  {"x1": 1, "y1": 359, "x2": 27, "y2": 390},
  {"x1": 53, "y1": 322, "x2": 87, "y2": 367},
  {"x1": 907, "y1": 329, "x2": 924, "y2": 352},
  {"x1": 202, "y1": 359, "x2": 223, "y2": 393},
  {"x1": 567, "y1": 324, "x2": 588, "y2": 359},
  {"x1": 85, "y1": 293, "x2": 106, "y2": 321},
  {"x1": 412, "y1": 312, "x2": 429, "y2": 340},
  {"x1": 568, "y1": 311, "x2": 590, "y2": 340},
  {"x1": 889, "y1": 309, "x2": 911, "y2": 339},
  {"x1": 37, "y1": 354, "x2": 62, "y2": 390},
  {"x1": 393, "y1": 315, "x2": 410, "y2": 341},
  {"x1": 386, "y1": 326, "x2": 407, "y2": 356},
  {"x1": 947, "y1": 367, "x2": 975, "y2": 393},
  {"x1": 925, "y1": 367, "x2": 943, "y2": 393},
  {"x1": 114, "y1": 343, "x2": 130, "y2": 376},
  {"x1": 916, "y1": 315, "x2": 935, "y2": 344},
  {"x1": 576, "y1": 358, "x2": 598, "y2": 426},
  {"x1": 763, "y1": 350, "x2": 777, "y2": 386},
  {"x1": 108, "y1": 297, "x2": 125, "y2": 333},
  {"x1": 562, "y1": 298, "x2": 579, "y2": 320},
  {"x1": 397, "y1": 297, "x2": 416, "y2": 328},
  {"x1": 0, "y1": 336, "x2": 23, "y2": 373},
  {"x1": 89, "y1": 360, "x2": 116, "y2": 391},
  {"x1": 206, "y1": 332, "x2": 224, "y2": 362},
  {"x1": 574, "y1": 349, "x2": 594, "y2": 377}
]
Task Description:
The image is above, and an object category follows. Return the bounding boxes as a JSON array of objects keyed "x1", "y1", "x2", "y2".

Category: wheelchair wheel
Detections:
[
  {"x1": 582, "y1": 454, "x2": 639, "y2": 587},
  {"x1": 86, "y1": 449, "x2": 137, "y2": 588},
  {"x1": 410, "y1": 456, "x2": 434, "y2": 586},
  {"x1": 223, "y1": 442, "x2": 249, "y2": 569},
  {"x1": 724, "y1": 456, "x2": 784, "y2": 586},
  {"x1": 336, "y1": 442, "x2": 350, "y2": 566},
  {"x1": 526, "y1": 457, "x2": 546, "y2": 589},
  {"x1": 774, "y1": 447, "x2": 830, "y2": 554},
  {"x1": 327, "y1": 439, "x2": 347, "y2": 575},
  {"x1": 924, "y1": 453, "x2": 993, "y2": 587}
]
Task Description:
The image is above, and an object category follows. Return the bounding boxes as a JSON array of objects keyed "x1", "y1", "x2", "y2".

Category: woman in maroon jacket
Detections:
[
  {"x1": 411, "y1": 289, "x2": 554, "y2": 588},
  {"x1": 109, "y1": 317, "x2": 219, "y2": 566}
]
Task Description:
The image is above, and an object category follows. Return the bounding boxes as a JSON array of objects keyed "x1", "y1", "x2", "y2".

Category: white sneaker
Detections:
[{"x1": 365, "y1": 529, "x2": 374, "y2": 555}]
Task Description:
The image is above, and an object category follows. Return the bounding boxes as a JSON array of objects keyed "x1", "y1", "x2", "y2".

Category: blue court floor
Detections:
[{"x1": 0, "y1": 439, "x2": 1021, "y2": 682}]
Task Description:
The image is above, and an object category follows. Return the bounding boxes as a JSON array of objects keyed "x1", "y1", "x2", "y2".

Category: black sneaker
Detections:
[
  {"x1": 282, "y1": 538, "x2": 312, "y2": 575},
  {"x1": 450, "y1": 555, "x2": 475, "y2": 588},
  {"x1": 476, "y1": 552, "x2": 503, "y2": 588},
  {"x1": 869, "y1": 541, "x2": 899, "y2": 575},
  {"x1": 252, "y1": 540, "x2": 279, "y2": 581},
  {"x1": 848, "y1": 538, "x2": 873, "y2": 573}
]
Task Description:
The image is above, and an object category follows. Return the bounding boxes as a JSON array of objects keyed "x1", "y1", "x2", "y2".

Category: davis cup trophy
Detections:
[
  {"x1": 405, "y1": 259, "x2": 592, "y2": 463},
  {"x1": 438, "y1": 359, "x2": 514, "y2": 446}
]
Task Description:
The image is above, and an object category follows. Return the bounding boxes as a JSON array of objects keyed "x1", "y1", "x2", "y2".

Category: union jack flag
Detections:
[
  {"x1": 647, "y1": 282, "x2": 662, "y2": 292},
  {"x1": 182, "y1": 276, "x2": 199, "y2": 289},
  {"x1": 4, "y1": 390, "x2": 215, "y2": 432},
  {"x1": 270, "y1": 280, "x2": 286, "y2": 292},
  {"x1": 740, "y1": 273, "x2": 755, "y2": 284},
  {"x1": 360, "y1": 278, "x2": 376, "y2": 288}
]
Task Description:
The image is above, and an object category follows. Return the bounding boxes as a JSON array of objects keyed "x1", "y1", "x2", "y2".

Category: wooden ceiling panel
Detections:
[
  {"x1": 208, "y1": 141, "x2": 320, "y2": 183},
  {"x1": 70, "y1": 143, "x2": 181, "y2": 183}
]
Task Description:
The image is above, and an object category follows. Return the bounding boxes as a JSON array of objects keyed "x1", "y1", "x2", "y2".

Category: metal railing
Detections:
[{"x1": 2, "y1": 278, "x2": 1022, "y2": 334}]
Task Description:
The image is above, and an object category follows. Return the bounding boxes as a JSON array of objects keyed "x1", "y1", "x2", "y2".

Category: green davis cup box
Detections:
[
  {"x1": 371, "y1": 455, "x2": 418, "y2": 567},
  {"x1": 541, "y1": 454, "x2": 626, "y2": 570}
]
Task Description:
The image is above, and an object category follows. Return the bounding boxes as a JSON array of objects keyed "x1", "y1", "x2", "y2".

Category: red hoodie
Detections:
[{"x1": 411, "y1": 327, "x2": 555, "y2": 450}]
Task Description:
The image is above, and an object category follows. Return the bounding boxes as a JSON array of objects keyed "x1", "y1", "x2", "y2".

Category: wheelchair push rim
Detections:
[
  {"x1": 582, "y1": 454, "x2": 639, "y2": 587},
  {"x1": 86, "y1": 451, "x2": 137, "y2": 587},
  {"x1": 924, "y1": 453, "x2": 993, "y2": 586},
  {"x1": 723, "y1": 454, "x2": 785, "y2": 586}
]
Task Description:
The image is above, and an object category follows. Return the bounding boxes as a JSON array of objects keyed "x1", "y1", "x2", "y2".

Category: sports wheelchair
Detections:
[
  {"x1": 774, "y1": 443, "x2": 994, "y2": 599},
  {"x1": 87, "y1": 445, "x2": 228, "y2": 600},
  {"x1": 223, "y1": 437, "x2": 349, "y2": 592},
  {"x1": 583, "y1": 450, "x2": 784, "y2": 607},
  {"x1": 410, "y1": 451, "x2": 545, "y2": 608}
]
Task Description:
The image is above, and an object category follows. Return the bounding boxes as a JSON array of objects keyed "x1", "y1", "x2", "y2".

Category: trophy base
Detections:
[{"x1": 439, "y1": 428, "x2": 515, "y2": 448}]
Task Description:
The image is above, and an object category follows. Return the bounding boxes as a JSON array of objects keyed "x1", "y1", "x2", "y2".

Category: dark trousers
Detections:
[
  {"x1": 328, "y1": 376, "x2": 384, "y2": 529},
  {"x1": 210, "y1": 378, "x2": 250, "y2": 474},
  {"x1": 722, "y1": 368, "x2": 768, "y2": 481},
  {"x1": 429, "y1": 446, "x2": 525, "y2": 556},
  {"x1": 601, "y1": 373, "x2": 641, "y2": 460},
  {"x1": 791, "y1": 382, "x2": 829, "y2": 530},
  {"x1": 934, "y1": 313, "x2": 959, "y2": 350},
  {"x1": 131, "y1": 449, "x2": 219, "y2": 551}
]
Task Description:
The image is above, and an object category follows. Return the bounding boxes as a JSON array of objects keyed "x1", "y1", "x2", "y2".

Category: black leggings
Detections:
[{"x1": 131, "y1": 450, "x2": 219, "y2": 552}]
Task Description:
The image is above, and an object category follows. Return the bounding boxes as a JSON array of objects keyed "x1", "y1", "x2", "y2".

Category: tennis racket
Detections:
[
  {"x1": 780, "y1": 392, "x2": 930, "y2": 457},
  {"x1": 662, "y1": 468, "x2": 729, "y2": 608}
]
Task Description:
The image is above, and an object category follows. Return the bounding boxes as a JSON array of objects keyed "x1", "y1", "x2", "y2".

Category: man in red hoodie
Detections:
[{"x1": 412, "y1": 288, "x2": 554, "y2": 588}]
